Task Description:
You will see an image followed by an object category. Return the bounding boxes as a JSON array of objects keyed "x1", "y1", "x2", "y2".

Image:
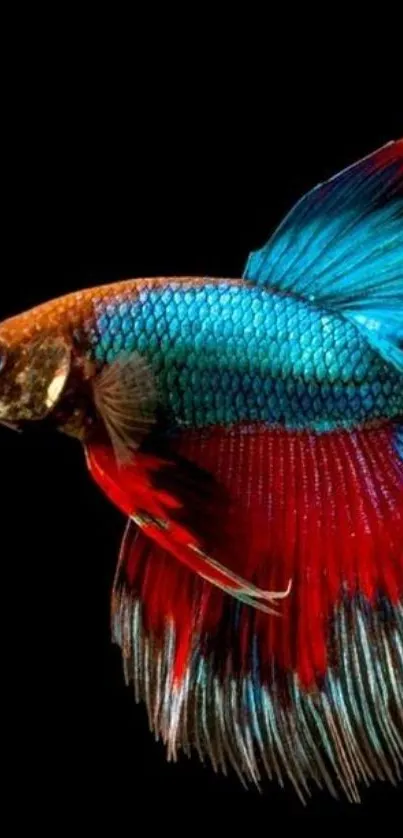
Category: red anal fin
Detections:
[{"x1": 93, "y1": 421, "x2": 403, "y2": 690}]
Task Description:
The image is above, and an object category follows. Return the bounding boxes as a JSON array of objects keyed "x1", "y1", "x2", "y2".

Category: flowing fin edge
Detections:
[{"x1": 112, "y1": 539, "x2": 403, "y2": 805}]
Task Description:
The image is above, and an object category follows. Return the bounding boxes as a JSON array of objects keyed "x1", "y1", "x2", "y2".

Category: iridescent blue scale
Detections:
[{"x1": 90, "y1": 282, "x2": 402, "y2": 432}]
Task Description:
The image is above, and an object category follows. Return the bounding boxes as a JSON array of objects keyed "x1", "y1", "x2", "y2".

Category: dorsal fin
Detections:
[{"x1": 243, "y1": 140, "x2": 403, "y2": 372}]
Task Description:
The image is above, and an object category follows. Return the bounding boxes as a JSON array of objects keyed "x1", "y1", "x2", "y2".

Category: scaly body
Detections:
[
  {"x1": 3, "y1": 276, "x2": 400, "y2": 432},
  {"x1": 88, "y1": 278, "x2": 402, "y2": 431}
]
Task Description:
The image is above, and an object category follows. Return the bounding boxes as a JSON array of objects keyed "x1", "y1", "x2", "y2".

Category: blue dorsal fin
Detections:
[{"x1": 243, "y1": 140, "x2": 403, "y2": 372}]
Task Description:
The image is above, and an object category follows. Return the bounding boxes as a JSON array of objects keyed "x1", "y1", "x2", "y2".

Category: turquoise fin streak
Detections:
[
  {"x1": 395, "y1": 424, "x2": 403, "y2": 461},
  {"x1": 243, "y1": 140, "x2": 403, "y2": 373}
]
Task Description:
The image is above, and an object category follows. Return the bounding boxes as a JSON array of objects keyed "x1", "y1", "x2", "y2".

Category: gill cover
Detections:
[{"x1": 12, "y1": 334, "x2": 71, "y2": 422}]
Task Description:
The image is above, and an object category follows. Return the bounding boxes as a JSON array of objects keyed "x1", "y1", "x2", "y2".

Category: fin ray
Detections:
[{"x1": 92, "y1": 351, "x2": 158, "y2": 463}]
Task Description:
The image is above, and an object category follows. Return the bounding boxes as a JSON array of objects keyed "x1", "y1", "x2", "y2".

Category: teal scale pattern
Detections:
[{"x1": 88, "y1": 282, "x2": 403, "y2": 432}]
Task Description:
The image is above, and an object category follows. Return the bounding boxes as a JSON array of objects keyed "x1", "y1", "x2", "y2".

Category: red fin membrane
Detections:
[
  {"x1": 86, "y1": 441, "x2": 290, "y2": 613},
  {"x1": 93, "y1": 423, "x2": 403, "y2": 800}
]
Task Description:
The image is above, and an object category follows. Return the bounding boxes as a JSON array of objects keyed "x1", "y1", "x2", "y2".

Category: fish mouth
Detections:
[{"x1": 0, "y1": 418, "x2": 22, "y2": 433}]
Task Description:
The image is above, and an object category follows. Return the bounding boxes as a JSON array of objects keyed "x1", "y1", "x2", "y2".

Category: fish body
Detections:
[
  {"x1": 89, "y1": 278, "x2": 402, "y2": 432},
  {"x1": 0, "y1": 140, "x2": 402, "y2": 802},
  {"x1": 2, "y1": 276, "x2": 400, "y2": 432}
]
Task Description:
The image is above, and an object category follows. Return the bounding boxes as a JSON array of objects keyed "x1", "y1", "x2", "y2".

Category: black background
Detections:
[{"x1": 2, "y1": 52, "x2": 403, "y2": 825}]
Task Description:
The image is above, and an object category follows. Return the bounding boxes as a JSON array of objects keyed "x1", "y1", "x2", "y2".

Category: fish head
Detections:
[{"x1": 0, "y1": 297, "x2": 96, "y2": 437}]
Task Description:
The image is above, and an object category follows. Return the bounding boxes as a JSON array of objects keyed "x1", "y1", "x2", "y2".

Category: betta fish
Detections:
[{"x1": 0, "y1": 140, "x2": 402, "y2": 804}]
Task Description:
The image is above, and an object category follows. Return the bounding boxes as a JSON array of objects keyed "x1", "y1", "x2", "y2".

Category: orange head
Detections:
[
  {"x1": 0, "y1": 290, "x2": 97, "y2": 435},
  {"x1": 0, "y1": 278, "x2": 157, "y2": 451}
]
